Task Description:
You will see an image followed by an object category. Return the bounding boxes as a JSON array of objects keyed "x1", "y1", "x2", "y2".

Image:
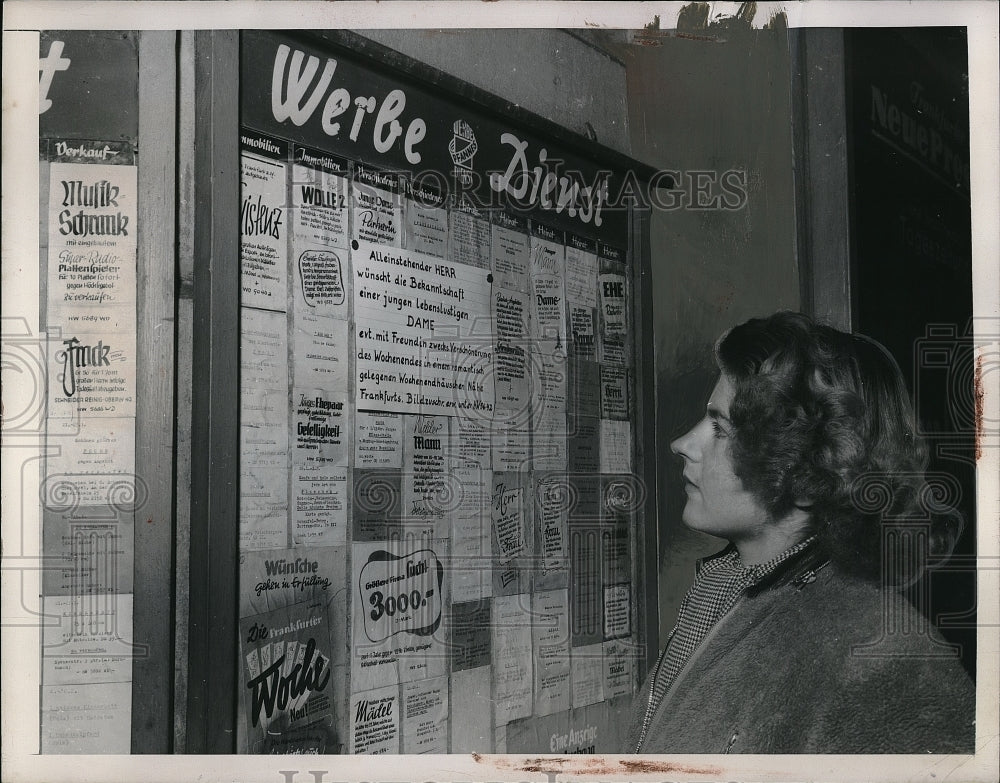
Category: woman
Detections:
[{"x1": 627, "y1": 311, "x2": 975, "y2": 754}]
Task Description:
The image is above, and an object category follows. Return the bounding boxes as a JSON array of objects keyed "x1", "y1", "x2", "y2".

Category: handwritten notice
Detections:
[
  {"x1": 350, "y1": 684, "x2": 399, "y2": 754},
  {"x1": 241, "y1": 151, "x2": 288, "y2": 309},
  {"x1": 404, "y1": 180, "x2": 448, "y2": 259},
  {"x1": 491, "y1": 479, "x2": 525, "y2": 565},
  {"x1": 353, "y1": 240, "x2": 494, "y2": 415},
  {"x1": 355, "y1": 411, "x2": 403, "y2": 469},
  {"x1": 598, "y1": 270, "x2": 628, "y2": 366},
  {"x1": 402, "y1": 676, "x2": 449, "y2": 754},
  {"x1": 46, "y1": 161, "x2": 137, "y2": 329},
  {"x1": 292, "y1": 312, "x2": 349, "y2": 392},
  {"x1": 491, "y1": 212, "x2": 530, "y2": 293},
  {"x1": 492, "y1": 594, "x2": 533, "y2": 725},
  {"x1": 492, "y1": 288, "x2": 530, "y2": 414},
  {"x1": 532, "y1": 589, "x2": 572, "y2": 717},
  {"x1": 292, "y1": 464, "x2": 348, "y2": 546},
  {"x1": 402, "y1": 415, "x2": 450, "y2": 523},
  {"x1": 352, "y1": 166, "x2": 400, "y2": 246},
  {"x1": 565, "y1": 234, "x2": 598, "y2": 308},
  {"x1": 291, "y1": 148, "x2": 349, "y2": 249},
  {"x1": 450, "y1": 202, "x2": 491, "y2": 270},
  {"x1": 600, "y1": 365, "x2": 629, "y2": 420},
  {"x1": 293, "y1": 390, "x2": 348, "y2": 466}
]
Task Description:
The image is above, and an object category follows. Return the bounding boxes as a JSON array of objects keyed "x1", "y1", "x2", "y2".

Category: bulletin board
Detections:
[{"x1": 236, "y1": 29, "x2": 657, "y2": 755}]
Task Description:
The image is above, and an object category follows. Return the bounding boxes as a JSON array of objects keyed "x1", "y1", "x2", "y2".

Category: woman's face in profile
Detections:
[{"x1": 670, "y1": 374, "x2": 771, "y2": 542}]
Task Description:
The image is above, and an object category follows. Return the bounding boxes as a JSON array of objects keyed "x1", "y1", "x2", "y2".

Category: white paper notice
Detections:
[
  {"x1": 353, "y1": 167, "x2": 401, "y2": 246},
  {"x1": 41, "y1": 681, "x2": 132, "y2": 754},
  {"x1": 46, "y1": 162, "x2": 137, "y2": 329},
  {"x1": 491, "y1": 479, "x2": 525, "y2": 565},
  {"x1": 404, "y1": 181, "x2": 448, "y2": 259},
  {"x1": 292, "y1": 312, "x2": 349, "y2": 392},
  {"x1": 402, "y1": 415, "x2": 450, "y2": 523},
  {"x1": 492, "y1": 287, "x2": 530, "y2": 414},
  {"x1": 530, "y1": 236, "x2": 568, "y2": 357},
  {"x1": 449, "y1": 410, "x2": 492, "y2": 469},
  {"x1": 47, "y1": 329, "x2": 136, "y2": 420},
  {"x1": 241, "y1": 307, "x2": 288, "y2": 387},
  {"x1": 355, "y1": 411, "x2": 404, "y2": 469},
  {"x1": 291, "y1": 156, "x2": 349, "y2": 249},
  {"x1": 490, "y1": 213, "x2": 530, "y2": 294},
  {"x1": 241, "y1": 152, "x2": 288, "y2": 309},
  {"x1": 353, "y1": 240, "x2": 494, "y2": 415},
  {"x1": 293, "y1": 390, "x2": 349, "y2": 466},
  {"x1": 292, "y1": 464, "x2": 347, "y2": 546},
  {"x1": 449, "y1": 465, "x2": 493, "y2": 603},
  {"x1": 571, "y1": 642, "x2": 605, "y2": 708},
  {"x1": 492, "y1": 594, "x2": 533, "y2": 725},
  {"x1": 293, "y1": 246, "x2": 348, "y2": 318},
  {"x1": 240, "y1": 467, "x2": 288, "y2": 550},
  {"x1": 350, "y1": 684, "x2": 400, "y2": 754},
  {"x1": 598, "y1": 270, "x2": 628, "y2": 366},
  {"x1": 402, "y1": 676, "x2": 449, "y2": 753},
  {"x1": 600, "y1": 419, "x2": 632, "y2": 474},
  {"x1": 531, "y1": 351, "x2": 568, "y2": 470},
  {"x1": 450, "y1": 205, "x2": 491, "y2": 269},
  {"x1": 603, "y1": 639, "x2": 634, "y2": 698},
  {"x1": 565, "y1": 238, "x2": 598, "y2": 308},
  {"x1": 536, "y1": 473, "x2": 569, "y2": 581},
  {"x1": 603, "y1": 583, "x2": 631, "y2": 639},
  {"x1": 45, "y1": 417, "x2": 137, "y2": 507},
  {"x1": 532, "y1": 589, "x2": 571, "y2": 717},
  {"x1": 42, "y1": 593, "x2": 134, "y2": 685},
  {"x1": 450, "y1": 666, "x2": 492, "y2": 752}
]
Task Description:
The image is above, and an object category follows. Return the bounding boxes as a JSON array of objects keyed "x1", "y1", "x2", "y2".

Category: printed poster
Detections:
[
  {"x1": 239, "y1": 601, "x2": 338, "y2": 753},
  {"x1": 353, "y1": 240, "x2": 494, "y2": 415},
  {"x1": 238, "y1": 546, "x2": 348, "y2": 753},
  {"x1": 293, "y1": 390, "x2": 349, "y2": 466},
  {"x1": 600, "y1": 365, "x2": 629, "y2": 420},
  {"x1": 564, "y1": 234, "x2": 598, "y2": 308},
  {"x1": 491, "y1": 477, "x2": 525, "y2": 565},
  {"x1": 604, "y1": 638, "x2": 634, "y2": 698},
  {"x1": 351, "y1": 540, "x2": 447, "y2": 694},
  {"x1": 350, "y1": 683, "x2": 400, "y2": 754},
  {"x1": 47, "y1": 329, "x2": 136, "y2": 421},
  {"x1": 291, "y1": 146, "x2": 349, "y2": 249},
  {"x1": 241, "y1": 143, "x2": 288, "y2": 310},
  {"x1": 598, "y1": 269, "x2": 628, "y2": 366},
  {"x1": 401, "y1": 415, "x2": 450, "y2": 525},
  {"x1": 535, "y1": 473, "x2": 570, "y2": 587},
  {"x1": 570, "y1": 304, "x2": 597, "y2": 360}
]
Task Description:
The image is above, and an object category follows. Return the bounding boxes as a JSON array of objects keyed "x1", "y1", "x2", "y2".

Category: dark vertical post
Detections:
[
  {"x1": 631, "y1": 204, "x2": 660, "y2": 678},
  {"x1": 132, "y1": 29, "x2": 178, "y2": 753},
  {"x1": 186, "y1": 29, "x2": 240, "y2": 754}
]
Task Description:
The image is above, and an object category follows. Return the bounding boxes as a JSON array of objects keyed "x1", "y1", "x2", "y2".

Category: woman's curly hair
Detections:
[{"x1": 715, "y1": 311, "x2": 963, "y2": 582}]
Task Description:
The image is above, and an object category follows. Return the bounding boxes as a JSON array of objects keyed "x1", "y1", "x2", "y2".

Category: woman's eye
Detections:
[{"x1": 711, "y1": 420, "x2": 728, "y2": 439}]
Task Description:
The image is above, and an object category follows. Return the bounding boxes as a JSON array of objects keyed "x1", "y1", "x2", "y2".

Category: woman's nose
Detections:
[{"x1": 671, "y1": 425, "x2": 697, "y2": 459}]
